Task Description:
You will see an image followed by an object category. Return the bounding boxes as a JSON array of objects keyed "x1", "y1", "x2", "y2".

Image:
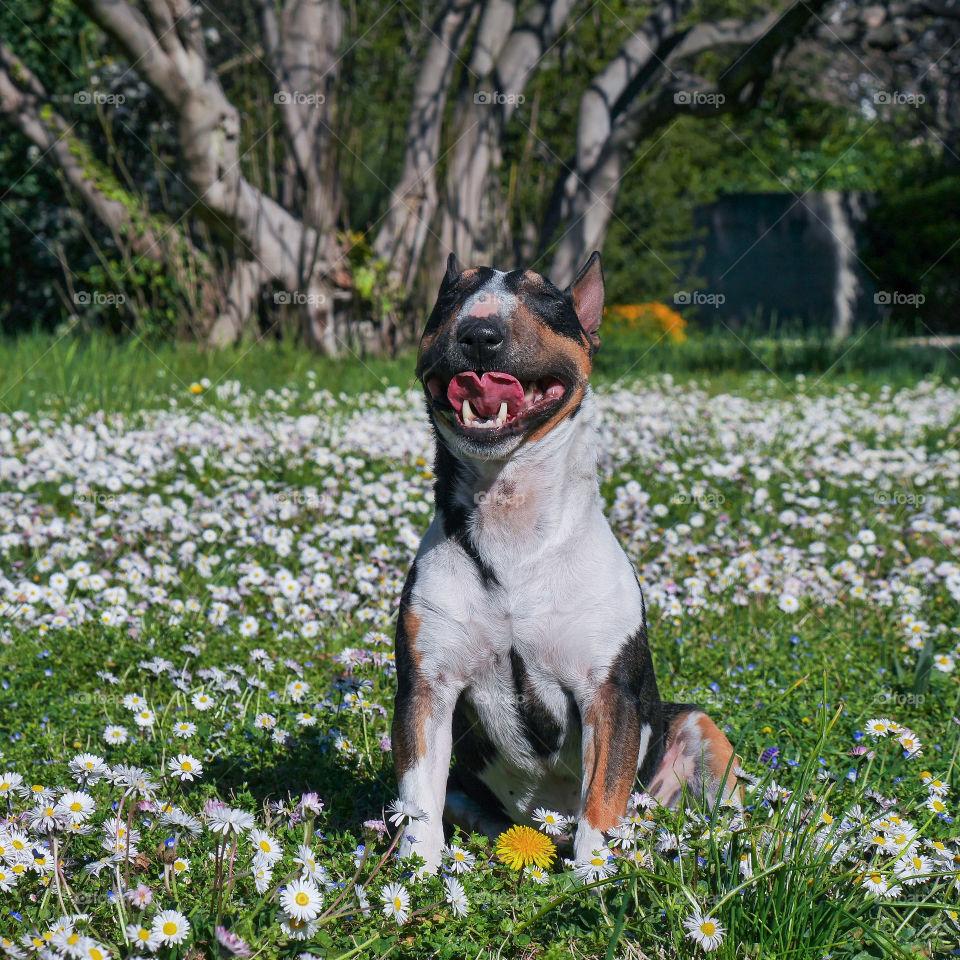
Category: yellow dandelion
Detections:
[{"x1": 495, "y1": 825, "x2": 556, "y2": 871}]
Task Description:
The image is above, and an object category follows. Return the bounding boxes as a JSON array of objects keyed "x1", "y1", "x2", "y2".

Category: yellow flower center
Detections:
[
  {"x1": 163, "y1": 921, "x2": 177, "y2": 936},
  {"x1": 90, "y1": 949, "x2": 104, "y2": 960},
  {"x1": 701, "y1": 922, "x2": 716, "y2": 937},
  {"x1": 494, "y1": 824, "x2": 557, "y2": 871},
  {"x1": 259, "y1": 840, "x2": 271, "y2": 852},
  {"x1": 393, "y1": 897, "x2": 402, "y2": 909},
  {"x1": 138, "y1": 929, "x2": 150, "y2": 941},
  {"x1": 180, "y1": 761, "x2": 192, "y2": 770},
  {"x1": 295, "y1": 892, "x2": 309, "y2": 906}
]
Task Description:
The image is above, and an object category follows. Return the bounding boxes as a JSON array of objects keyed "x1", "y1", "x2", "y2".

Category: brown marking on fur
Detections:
[
  {"x1": 647, "y1": 736, "x2": 694, "y2": 806},
  {"x1": 695, "y1": 713, "x2": 741, "y2": 801},
  {"x1": 391, "y1": 608, "x2": 433, "y2": 775},
  {"x1": 524, "y1": 382, "x2": 587, "y2": 444},
  {"x1": 498, "y1": 296, "x2": 593, "y2": 444},
  {"x1": 581, "y1": 685, "x2": 639, "y2": 831},
  {"x1": 646, "y1": 709, "x2": 741, "y2": 808},
  {"x1": 416, "y1": 330, "x2": 440, "y2": 376}
]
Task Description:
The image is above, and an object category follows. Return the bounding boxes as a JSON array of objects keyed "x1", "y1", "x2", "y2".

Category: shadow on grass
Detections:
[{"x1": 204, "y1": 735, "x2": 397, "y2": 832}]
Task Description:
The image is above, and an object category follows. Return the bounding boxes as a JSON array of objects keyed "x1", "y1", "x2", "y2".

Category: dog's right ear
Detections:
[
  {"x1": 568, "y1": 251, "x2": 603, "y2": 352},
  {"x1": 442, "y1": 252, "x2": 464, "y2": 289}
]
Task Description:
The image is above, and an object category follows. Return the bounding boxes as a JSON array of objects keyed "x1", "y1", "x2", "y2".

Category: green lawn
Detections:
[{"x1": 0, "y1": 337, "x2": 958, "y2": 958}]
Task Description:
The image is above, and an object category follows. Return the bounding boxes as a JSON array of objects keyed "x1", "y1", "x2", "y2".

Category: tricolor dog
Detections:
[{"x1": 393, "y1": 252, "x2": 739, "y2": 871}]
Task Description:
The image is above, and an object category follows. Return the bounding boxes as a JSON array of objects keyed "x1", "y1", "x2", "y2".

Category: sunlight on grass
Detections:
[{"x1": 0, "y1": 356, "x2": 958, "y2": 957}]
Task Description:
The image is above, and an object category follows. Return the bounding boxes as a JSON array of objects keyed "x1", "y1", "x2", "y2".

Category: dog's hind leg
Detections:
[
  {"x1": 644, "y1": 702, "x2": 742, "y2": 809},
  {"x1": 443, "y1": 790, "x2": 512, "y2": 842}
]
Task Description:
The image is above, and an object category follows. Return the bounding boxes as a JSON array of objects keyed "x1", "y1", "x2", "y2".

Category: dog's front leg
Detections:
[
  {"x1": 392, "y1": 603, "x2": 457, "y2": 872},
  {"x1": 392, "y1": 690, "x2": 454, "y2": 873},
  {"x1": 574, "y1": 682, "x2": 651, "y2": 862}
]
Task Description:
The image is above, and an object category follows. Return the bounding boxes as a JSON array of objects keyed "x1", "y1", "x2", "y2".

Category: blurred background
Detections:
[{"x1": 1, "y1": 0, "x2": 959, "y2": 374}]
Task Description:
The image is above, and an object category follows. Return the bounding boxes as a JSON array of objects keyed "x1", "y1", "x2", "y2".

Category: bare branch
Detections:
[{"x1": 546, "y1": 0, "x2": 831, "y2": 283}]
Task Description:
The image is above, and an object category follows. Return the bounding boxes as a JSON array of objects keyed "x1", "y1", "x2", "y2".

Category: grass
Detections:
[
  {"x1": 2, "y1": 323, "x2": 959, "y2": 415},
  {"x1": 0, "y1": 337, "x2": 958, "y2": 958}
]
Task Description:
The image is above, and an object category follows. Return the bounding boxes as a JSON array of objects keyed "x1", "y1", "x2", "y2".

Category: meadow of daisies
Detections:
[{"x1": 1, "y1": 364, "x2": 959, "y2": 959}]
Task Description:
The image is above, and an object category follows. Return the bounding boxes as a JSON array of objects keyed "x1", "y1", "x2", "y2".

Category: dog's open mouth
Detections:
[{"x1": 425, "y1": 371, "x2": 566, "y2": 434}]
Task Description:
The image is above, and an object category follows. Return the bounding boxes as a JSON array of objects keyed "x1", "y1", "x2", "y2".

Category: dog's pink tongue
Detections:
[{"x1": 447, "y1": 372, "x2": 524, "y2": 419}]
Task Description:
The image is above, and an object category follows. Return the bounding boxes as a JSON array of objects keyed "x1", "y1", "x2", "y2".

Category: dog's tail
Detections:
[{"x1": 643, "y1": 702, "x2": 742, "y2": 809}]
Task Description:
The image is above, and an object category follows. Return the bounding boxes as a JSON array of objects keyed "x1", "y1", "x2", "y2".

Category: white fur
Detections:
[{"x1": 397, "y1": 390, "x2": 649, "y2": 870}]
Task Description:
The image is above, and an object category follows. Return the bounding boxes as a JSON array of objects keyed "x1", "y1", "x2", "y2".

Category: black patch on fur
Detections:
[
  {"x1": 509, "y1": 648, "x2": 567, "y2": 757},
  {"x1": 502, "y1": 269, "x2": 588, "y2": 344},
  {"x1": 421, "y1": 267, "x2": 495, "y2": 342},
  {"x1": 449, "y1": 697, "x2": 508, "y2": 819},
  {"x1": 432, "y1": 439, "x2": 498, "y2": 587},
  {"x1": 607, "y1": 620, "x2": 666, "y2": 793}
]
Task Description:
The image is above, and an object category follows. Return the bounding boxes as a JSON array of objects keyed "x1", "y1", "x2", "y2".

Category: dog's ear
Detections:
[
  {"x1": 568, "y1": 251, "x2": 603, "y2": 350},
  {"x1": 442, "y1": 252, "x2": 464, "y2": 289}
]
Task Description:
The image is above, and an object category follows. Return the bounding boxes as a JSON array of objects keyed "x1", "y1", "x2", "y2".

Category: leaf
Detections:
[{"x1": 912, "y1": 637, "x2": 933, "y2": 697}]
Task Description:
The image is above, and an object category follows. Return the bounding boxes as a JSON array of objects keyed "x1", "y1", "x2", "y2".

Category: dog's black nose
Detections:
[{"x1": 458, "y1": 318, "x2": 505, "y2": 365}]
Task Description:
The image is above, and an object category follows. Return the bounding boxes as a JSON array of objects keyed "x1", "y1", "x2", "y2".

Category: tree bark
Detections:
[
  {"x1": 74, "y1": 0, "x2": 345, "y2": 346},
  {"x1": 439, "y1": 0, "x2": 577, "y2": 272},
  {"x1": 544, "y1": 0, "x2": 833, "y2": 285},
  {"x1": 372, "y1": 0, "x2": 479, "y2": 290}
]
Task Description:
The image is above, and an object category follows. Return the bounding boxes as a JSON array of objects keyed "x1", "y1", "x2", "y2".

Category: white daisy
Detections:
[
  {"x1": 444, "y1": 877, "x2": 469, "y2": 916},
  {"x1": 168, "y1": 755, "x2": 203, "y2": 782},
  {"x1": 279, "y1": 878, "x2": 323, "y2": 922},
  {"x1": 444, "y1": 845, "x2": 475, "y2": 874},
  {"x1": 151, "y1": 910, "x2": 190, "y2": 945},
  {"x1": 381, "y1": 882, "x2": 410, "y2": 924},
  {"x1": 531, "y1": 808, "x2": 568, "y2": 836},
  {"x1": 683, "y1": 910, "x2": 726, "y2": 952}
]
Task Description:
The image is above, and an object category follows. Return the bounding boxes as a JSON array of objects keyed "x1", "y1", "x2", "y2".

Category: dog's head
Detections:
[{"x1": 416, "y1": 252, "x2": 604, "y2": 459}]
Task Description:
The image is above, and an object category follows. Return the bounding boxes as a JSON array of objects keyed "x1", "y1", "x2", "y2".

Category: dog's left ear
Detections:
[
  {"x1": 442, "y1": 252, "x2": 464, "y2": 290},
  {"x1": 568, "y1": 251, "x2": 603, "y2": 351}
]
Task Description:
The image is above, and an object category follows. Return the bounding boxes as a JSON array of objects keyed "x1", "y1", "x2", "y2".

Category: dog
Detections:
[{"x1": 392, "y1": 252, "x2": 740, "y2": 871}]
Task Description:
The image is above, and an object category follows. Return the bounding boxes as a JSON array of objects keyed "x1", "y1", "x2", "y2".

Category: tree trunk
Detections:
[
  {"x1": 75, "y1": 0, "x2": 346, "y2": 345},
  {"x1": 439, "y1": 0, "x2": 577, "y2": 274},
  {"x1": 373, "y1": 0, "x2": 479, "y2": 290}
]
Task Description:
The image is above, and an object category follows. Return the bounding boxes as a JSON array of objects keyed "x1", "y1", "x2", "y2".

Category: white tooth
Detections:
[
  {"x1": 496, "y1": 402, "x2": 508, "y2": 425},
  {"x1": 462, "y1": 399, "x2": 476, "y2": 424}
]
